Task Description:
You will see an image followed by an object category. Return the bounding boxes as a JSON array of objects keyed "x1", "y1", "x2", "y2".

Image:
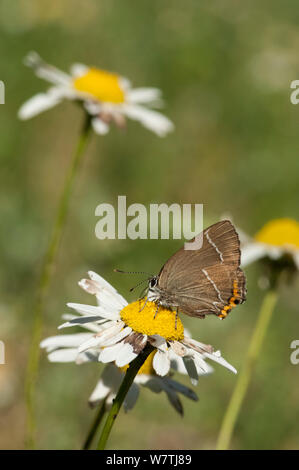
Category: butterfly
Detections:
[{"x1": 146, "y1": 220, "x2": 246, "y2": 321}]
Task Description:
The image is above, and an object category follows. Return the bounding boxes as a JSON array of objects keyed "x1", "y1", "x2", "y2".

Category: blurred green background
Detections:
[{"x1": 0, "y1": 0, "x2": 299, "y2": 450}]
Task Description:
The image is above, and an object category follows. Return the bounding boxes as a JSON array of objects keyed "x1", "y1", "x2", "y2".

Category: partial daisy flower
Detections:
[
  {"x1": 241, "y1": 218, "x2": 299, "y2": 270},
  {"x1": 41, "y1": 271, "x2": 236, "y2": 393},
  {"x1": 40, "y1": 328, "x2": 211, "y2": 415},
  {"x1": 18, "y1": 52, "x2": 174, "y2": 137}
]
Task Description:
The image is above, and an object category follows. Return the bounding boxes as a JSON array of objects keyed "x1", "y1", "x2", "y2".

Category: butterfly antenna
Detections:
[
  {"x1": 129, "y1": 278, "x2": 149, "y2": 292},
  {"x1": 114, "y1": 269, "x2": 153, "y2": 293},
  {"x1": 114, "y1": 268, "x2": 153, "y2": 276}
]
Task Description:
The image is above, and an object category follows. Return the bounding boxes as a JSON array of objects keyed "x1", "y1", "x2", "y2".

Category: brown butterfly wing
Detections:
[{"x1": 157, "y1": 220, "x2": 246, "y2": 318}]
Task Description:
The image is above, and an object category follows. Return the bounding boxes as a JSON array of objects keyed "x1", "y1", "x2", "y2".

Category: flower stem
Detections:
[
  {"x1": 97, "y1": 345, "x2": 154, "y2": 450},
  {"x1": 25, "y1": 114, "x2": 92, "y2": 449},
  {"x1": 216, "y1": 289, "x2": 278, "y2": 450},
  {"x1": 83, "y1": 400, "x2": 107, "y2": 450}
]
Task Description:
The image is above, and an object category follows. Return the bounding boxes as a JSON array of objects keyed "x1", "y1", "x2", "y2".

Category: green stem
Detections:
[
  {"x1": 25, "y1": 114, "x2": 92, "y2": 449},
  {"x1": 216, "y1": 289, "x2": 278, "y2": 450},
  {"x1": 83, "y1": 400, "x2": 107, "y2": 450},
  {"x1": 97, "y1": 345, "x2": 154, "y2": 450}
]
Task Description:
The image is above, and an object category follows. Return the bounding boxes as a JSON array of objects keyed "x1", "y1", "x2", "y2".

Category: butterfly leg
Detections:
[
  {"x1": 175, "y1": 308, "x2": 179, "y2": 330},
  {"x1": 153, "y1": 303, "x2": 160, "y2": 319},
  {"x1": 139, "y1": 296, "x2": 148, "y2": 313}
]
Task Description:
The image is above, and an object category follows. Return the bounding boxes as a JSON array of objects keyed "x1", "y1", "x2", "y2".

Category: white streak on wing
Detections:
[
  {"x1": 205, "y1": 230, "x2": 224, "y2": 263},
  {"x1": 202, "y1": 269, "x2": 225, "y2": 304}
]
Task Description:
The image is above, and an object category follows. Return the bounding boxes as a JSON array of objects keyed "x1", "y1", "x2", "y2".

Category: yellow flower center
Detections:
[
  {"x1": 73, "y1": 68, "x2": 125, "y2": 103},
  {"x1": 120, "y1": 351, "x2": 156, "y2": 375},
  {"x1": 120, "y1": 300, "x2": 184, "y2": 341},
  {"x1": 255, "y1": 218, "x2": 299, "y2": 249}
]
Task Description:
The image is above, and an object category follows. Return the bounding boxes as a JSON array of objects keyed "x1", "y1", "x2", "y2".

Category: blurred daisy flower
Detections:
[
  {"x1": 41, "y1": 271, "x2": 236, "y2": 393},
  {"x1": 18, "y1": 52, "x2": 174, "y2": 137},
  {"x1": 241, "y1": 218, "x2": 299, "y2": 269}
]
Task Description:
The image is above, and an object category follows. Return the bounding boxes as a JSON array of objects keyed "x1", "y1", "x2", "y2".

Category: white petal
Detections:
[
  {"x1": 164, "y1": 378, "x2": 198, "y2": 402},
  {"x1": 151, "y1": 380, "x2": 183, "y2": 415},
  {"x1": 127, "y1": 87, "x2": 162, "y2": 105},
  {"x1": 267, "y1": 245, "x2": 286, "y2": 260},
  {"x1": 18, "y1": 89, "x2": 64, "y2": 120},
  {"x1": 121, "y1": 104, "x2": 174, "y2": 137},
  {"x1": 78, "y1": 322, "x2": 123, "y2": 352},
  {"x1": 60, "y1": 314, "x2": 103, "y2": 333},
  {"x1": 196, "y1": 361, "x2": 214, "y2": 376},
  {"x1": 119, "y1": 76, "x2": 132, "y2": 91},
  {"x1": 183, "y1": 357, "x2": 199, "y2": 386},
  {"x1": 84, "y1": 278, "x2": 127, "y2": 312},
  {"x1": 66, "y1": 302, "x2": 119, "y2": 320},
  {"x1": 88, "y1": 270, "x2": 108, "y2": 284},
  {"x1": 115, "y1": 343, "x2": 138, "y2": 367},
  {"x1": 169, "y1": 341, "x2": 187, "y2": 357},
  {"x1": 89, "y1": 365, "x2": 122, "y2": 406},
  {"x1": 95, "y1": 322, "x2": 125, "y2": 346},
  {"x1": 24, "y1": 51, "x2": 71, "y2": 86},
  {"x1": 66, "y1": 302, "x2": 103, "y2": 316},
  {"x1": 76, "y1": 350, "x2": 99, "y2": 363},
  {"x1": 123, "y1": 383, "x2": 139, "y2": 411},
  {"x1": 96, "y1": 290, "x2": 127, "y2": 312},
  {"x1": 294, "y1": 251, "x2": 299, "y2": 270},
  {"x1": 100, "y1": 326, "x2": 132, "y2": 347},
  {"x1": 79, "y1": 275, "x2": 127, "y2": 311},
  {"x1": 169, "y1": 345, "x2": 212, "y2": 376},
  {"x1": 40, "y1": 333, "x2": 91, "y2": 352},
  {"x1": 183, "y1": 327, "x2": 192, "y2": 338},
  {"x1": 235, "y1": 225, "x2": 252, "y2": 245},
  {"x1": 149, "y1": 335, "x2": 167, "y2": 350},
  {"x1": 192, "y1": 352, "x2": 213, "y2": 374},
  {"x1": 153, "y1": 349, "x2": 170, "y2": 376},
  {"x1": 78, "y1": 278, "x2": 101, "y2": 295},
  {"x1": 138, "y1": 376, "x2": 163, "y2": 392},
  {"x1": 241, "y1": 242, "x2": 268, "y2": 267},
  {"x1": 100, "y1": 364, "x2": 123, "y2": 387},
  {"x1": 47, "y1": 348, "x2": 79, "y2": 363},
  {"x1": 183, "y1": 337, "x2": 214, "y2": 354},
  {"x1": 169, "y1": 353, "x2": 188, "y2": 375},
  {"x1": 92, "y1": 117, "x2": 110, "y2": 135},
  {"x1": 98, "y1": 342, "x2": 125, "y2": 363},
  {"x1": 167, "y1": 390, "x2": 184, "y2": 414},
  {"x1": 98, "y1": 340, "x2": 137, "y2": 366},
  {"x1": 84, "y1": 100, "x2": 102, "y2": 115},
  {"x1": 58, "y1": 315, "x2": 105, "y2": 330},
  {"x1": 88, "y1": 271, "x2": 125, "y2": 296},
  {"x1": 70, "y1": 63, "x2": 89, "y2": 78},
  {"x1": 204, "y1": 351, "x2": 237, "y2": 374},
  {"x1": 77, "y1": 336, "x2": 103, "y2": 353},
  {"x1": 89, "y1": 379, "x2": 111, "y2": 407}
]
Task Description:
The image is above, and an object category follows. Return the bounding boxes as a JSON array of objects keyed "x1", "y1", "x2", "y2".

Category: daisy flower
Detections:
[
  {"x1": 41, "y1": 271, "x2": 237, "y2": 395},
  {"x1": 241, "y1": 218, "x2": 299, "y2": 270},
  {"x1": 18, "y1": 52, "x2": 174, "y2": 137},
  {"x1": 40, "y1": 332, "x2": 210, "y2": 415}
]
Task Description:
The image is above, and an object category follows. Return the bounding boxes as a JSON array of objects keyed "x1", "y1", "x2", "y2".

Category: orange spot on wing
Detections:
[{"x1": 218, "y1": 280, "x2": 240, "y2": 319}]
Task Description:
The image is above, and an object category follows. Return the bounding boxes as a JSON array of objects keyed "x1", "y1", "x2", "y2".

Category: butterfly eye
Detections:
[{"x1": 149, "y1": 278, "x2": 157, "y2": 288}]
